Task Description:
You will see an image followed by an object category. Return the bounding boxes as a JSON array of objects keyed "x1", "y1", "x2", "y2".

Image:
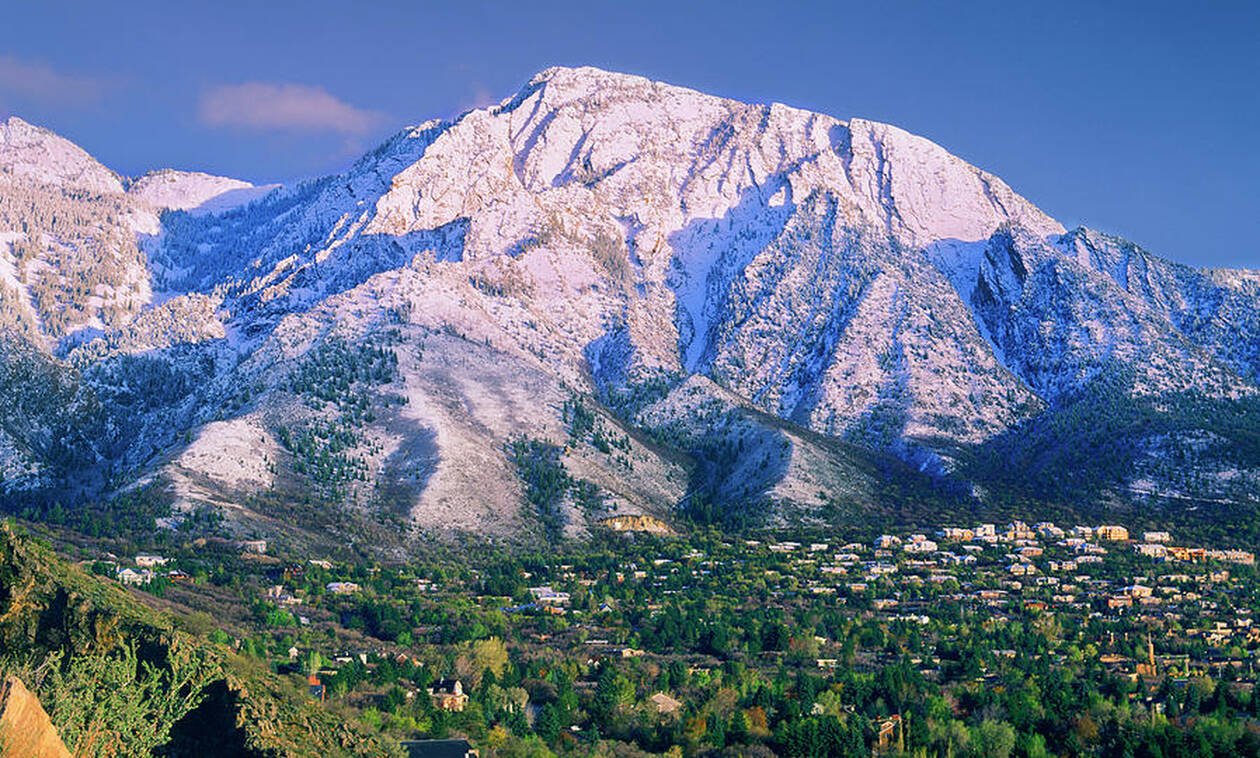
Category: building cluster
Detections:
[
  {"x1": 105, "y1": 517, "x2": 1259, "y2": 713},
  {"x1": 752, "y1": 521, "x2": 1259, "y2": 675},
  {"x1": 106, "y1": 554, "x2": 191, "y2": 586},
  {"x1": 570, "y1": 521, "x2": 1260, "y2": 681}
]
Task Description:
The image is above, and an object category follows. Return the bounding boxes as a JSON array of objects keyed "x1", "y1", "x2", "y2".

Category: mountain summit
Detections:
[
  {"x1": 1, "y1": 67, "x2": 1257, "y2": 541},
  {"x1": 0, "y1": 116, "x2": 123, "y2": 195}
]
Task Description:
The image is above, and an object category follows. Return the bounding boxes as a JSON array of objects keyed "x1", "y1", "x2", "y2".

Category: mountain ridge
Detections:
[{"x1": 0, "y1": 66, "x2": 1256, "y2": 540}]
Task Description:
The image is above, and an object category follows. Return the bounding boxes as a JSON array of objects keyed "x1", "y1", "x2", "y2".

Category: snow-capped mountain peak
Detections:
[
  {"x1": 126, "y1": 169, "x2": 278, "y2": 215},
  {"x1": 0, "y1": 115, "x2": 123, "y2": 195},
  {"x1": 1, "y1": 67, "x2": 1257, "y2": 534}
]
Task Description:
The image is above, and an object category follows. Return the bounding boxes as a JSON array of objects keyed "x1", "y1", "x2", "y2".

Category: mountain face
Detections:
[{"x1": 0, "y1": 67, "x2": 1257, "y2": 540}]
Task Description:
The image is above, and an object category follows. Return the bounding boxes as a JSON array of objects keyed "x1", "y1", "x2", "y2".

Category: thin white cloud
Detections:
[
  {"x1": 199, "y1": 82, "x2": 385, "y2": 135},
  {"x1": 460, "y1": 82, "x2": 496, "y2": 112},
  {"x1": 0, "y1": 55, "x2": 107, "y2": 105}
]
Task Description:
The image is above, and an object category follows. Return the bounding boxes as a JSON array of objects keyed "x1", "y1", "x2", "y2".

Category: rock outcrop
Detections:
[{"x1": 0, "y1": 675, "x2": 72, "y2": 758}]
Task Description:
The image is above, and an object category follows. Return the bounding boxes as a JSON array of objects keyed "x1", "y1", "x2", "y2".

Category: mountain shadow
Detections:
[{"x1": 959, "y1": 363, "x2": 1260, "y2": 514}]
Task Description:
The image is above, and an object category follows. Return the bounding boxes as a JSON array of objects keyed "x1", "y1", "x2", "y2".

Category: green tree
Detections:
[
  {"x1": 535, "y1": 703, "x2": 561, "y2": 742},
  {"x1": 39, "y1": 640, "x2": 216, "y2": 758}
]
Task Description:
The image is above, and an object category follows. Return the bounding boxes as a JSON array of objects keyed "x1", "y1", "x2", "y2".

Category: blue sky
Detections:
[{"x1": 1, "y1": 0, "x2": 1256, "y2": 267}]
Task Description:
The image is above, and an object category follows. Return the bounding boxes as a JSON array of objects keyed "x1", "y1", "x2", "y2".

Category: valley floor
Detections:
[{"x1": 12, "y1": 513, "x2": 1260, "y2": 757}]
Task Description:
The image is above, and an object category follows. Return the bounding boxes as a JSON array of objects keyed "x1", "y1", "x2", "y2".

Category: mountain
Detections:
[
  {"x1": 0, "y1": 68, "x2": 1257, "y2": 542},
  {"x1": 0, "y1": 117, "x2": 123, "y2": 195}
]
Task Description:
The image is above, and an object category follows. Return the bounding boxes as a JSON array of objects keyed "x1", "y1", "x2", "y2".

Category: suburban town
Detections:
[{"x1": 83, "y1": 518, "x2": 1260, "y2": 756}]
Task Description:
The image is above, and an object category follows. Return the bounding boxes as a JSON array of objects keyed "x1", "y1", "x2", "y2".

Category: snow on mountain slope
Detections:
[
  {"x1": 1060, "y1": 228, "x2": 1260, "y2": 383},
  {"x1": 147, "y1": 67, "x2": 1072, "y2": 439},
  {"x1": 1, "y1": 66, "x2": 1258, "y2": 535},
  {"x1": 127, "y1": 169, "x2": 276, "y2": 214},
  {"x1": 0, "y1": 117, "x2": 122, "y2": 195},
  {"x1": 96, "y1": 68, "x2": 1260, "y2": 510},
  {"x1": 0, "y1": 173, "x2": 151, "y2": 345},
  {"x1": 359, "y1": 67, "x2": 1062, "y2": 381}
]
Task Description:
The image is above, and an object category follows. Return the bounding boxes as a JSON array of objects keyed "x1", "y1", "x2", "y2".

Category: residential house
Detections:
[
  {"x1": 1095, "y1": 525, "x2": 1130, "y2": 542},
  {"x1": 1168, "y1": 546, "x2": 1206, "y2": 562},
  {"x1": 1036, "y1": 522, "x2": 1065, "y2": 539},
  {"x1": 649, "y1": 692, "x2": 683, "y2": 717},
  {"x1": 527, "y1": 586, "x2": 571, "y2": 605},
  {"x1": 1003, "y1": 521, "x2": 1035, "y2": 541},
  {"x1": 873, "y1": 715, "x2": 903, "y2": 750},
  {"x1": 307, "y1": 674, "x2": 325, "y2": 702},
  {"x1": 1207, "y1": 549, "x2": 1255, "y2": 566},
  {"x1": 117, "y1": 568, "x2": 153, "y2": 586},
  {"x1": 428, "y1": 679, "x2": 469, "y2": 712},
  {"x1": 904, "y1": 537, "x2": 938, "y2": 554}
]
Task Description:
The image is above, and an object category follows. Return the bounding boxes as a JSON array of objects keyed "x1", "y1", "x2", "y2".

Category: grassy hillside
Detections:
[{"x1": 0, "y1": 521, "x2": 403, "y2": 758}]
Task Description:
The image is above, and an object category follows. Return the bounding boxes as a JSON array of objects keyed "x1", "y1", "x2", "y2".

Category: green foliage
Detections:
[
  {"x1": 562, "y1": 396, "x2": 631, "y2": 456},
  {"x1": 8, "y1": 506, "x2": 1260, "y2": 758},
  {"x1": 0, "y1": 522, "x2": 401, "y2": 758},
  {"x1": 287, "y1": 335, "x2": 400, "y2": 412},
  {"x1": 506, "y1": 437, "x2": 571, "y2": 541},
  {"x1": 571, "y1": 480, "x2": 605, "y2": 514},
  {"x1": 599, "y1": 372, "x2": 679, "y2": 427},
  {"x1": 0, "y1": 335, "x2": 103, "y2": 478},
  {"x1": 277, "y1": 418, "x2": 371, "y2": 490},
  {"x1": 965, "y1": 367, "x2": 1260, "y2": 511},
  {"x1": 776, "y1": 715, "x2": 866, "y2": 758},
  {"x1": 35, "y1": 640, "x2": 215, "y2": 758},
  {"x1": 278, "y1": 333, "x2": 402, "y2": 499},
  {"x1": 346, "y1": 599, "x2": 407, "y2": 641},
  {"x1": 8, "y1": 483, "x2": 173, "y2": 540}
]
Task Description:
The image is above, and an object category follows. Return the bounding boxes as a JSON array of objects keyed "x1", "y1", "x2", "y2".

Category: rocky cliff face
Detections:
[
  {"x1": 0, "y1": 676, "x2": 73, "y2": 758},
  {"x1": 0, "y1": 68, "x2": 1257, "y2": 536}
]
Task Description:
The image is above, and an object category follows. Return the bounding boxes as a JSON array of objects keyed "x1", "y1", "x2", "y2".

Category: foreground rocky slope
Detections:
[
  {"x1": 0, "y1": 67, "x2": 1257, "y2": 539},
  {"x1": 0, "y1": 675, "x2": 72, "y2": 758},
  {"x1": 0, "y1": 523, "x2": 400, "y2": 756}
]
